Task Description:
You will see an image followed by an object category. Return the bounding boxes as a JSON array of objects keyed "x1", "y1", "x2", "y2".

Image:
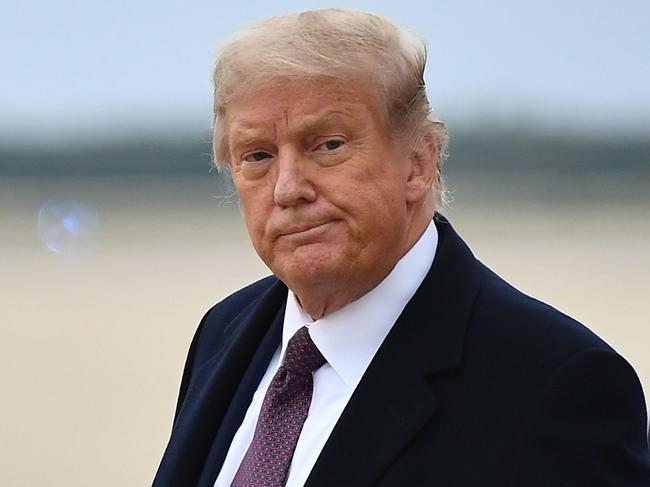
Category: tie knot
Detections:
[{"x1": 282, "y1": 326, "x2": 326, "y2": 375}]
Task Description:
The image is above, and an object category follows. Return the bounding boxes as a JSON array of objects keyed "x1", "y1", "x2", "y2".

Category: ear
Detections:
[{"x1": 405, "y1": 133, "x2": 438, "y2": 205}]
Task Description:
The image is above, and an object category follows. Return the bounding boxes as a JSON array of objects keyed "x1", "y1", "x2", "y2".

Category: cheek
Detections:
[{"x1": 348, "y1": 181, "x2": 406, "y2": 222}]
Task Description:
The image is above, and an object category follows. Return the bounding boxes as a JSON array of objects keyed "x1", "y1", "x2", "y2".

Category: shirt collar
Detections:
[{"x1": 281, "y1": 220, "x2": 438, "y2": 389}]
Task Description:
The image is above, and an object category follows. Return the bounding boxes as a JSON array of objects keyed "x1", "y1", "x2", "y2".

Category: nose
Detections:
[{"x1": 273, "y1": 149, "x2": 317, "y2": 207}]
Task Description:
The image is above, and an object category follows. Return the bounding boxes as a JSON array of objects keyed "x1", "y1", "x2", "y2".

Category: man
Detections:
[{"x1": 154, "y1": 9, "x2": 650, "y2": 487}]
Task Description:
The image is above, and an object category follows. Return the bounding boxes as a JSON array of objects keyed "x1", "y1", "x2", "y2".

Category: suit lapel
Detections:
[
  {"x1": 197, "y1": 295, "x2": 286, "y2": 486},
  {"x1": 155, "y1": 279, "x2": 287, "y2": 487},
  {"x1": 305, "y1": 215, "x2": 483, "y2": 487}
]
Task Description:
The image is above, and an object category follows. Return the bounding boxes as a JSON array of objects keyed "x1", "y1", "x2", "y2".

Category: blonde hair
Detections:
[{"x1": 212, "y1": 8, "x2": 448, "y2": 203}]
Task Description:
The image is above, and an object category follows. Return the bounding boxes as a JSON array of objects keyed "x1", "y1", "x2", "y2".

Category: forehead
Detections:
[{"x1": 226, "y1": 78, "x2": 381, "y2": 137}]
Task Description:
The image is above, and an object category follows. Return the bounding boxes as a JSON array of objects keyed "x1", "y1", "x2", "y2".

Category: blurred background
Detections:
[{"x1": 1, "y1": 0, "x2": 648, "y2": 485}]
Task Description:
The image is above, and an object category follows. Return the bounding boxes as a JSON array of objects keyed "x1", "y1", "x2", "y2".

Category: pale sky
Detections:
[{"x1": 2, "y1": 0, "x2": 649, "y2": 143}]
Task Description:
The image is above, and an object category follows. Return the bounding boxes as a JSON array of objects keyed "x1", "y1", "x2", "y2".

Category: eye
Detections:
[
  {"x1": 315, "y1": 139, "x2": 345, "y2": 151},
  {"x1": 243, "y1": 151, "x2": 273, "y2": 163}
]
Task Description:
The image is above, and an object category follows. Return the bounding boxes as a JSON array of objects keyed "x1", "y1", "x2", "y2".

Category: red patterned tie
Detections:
[{"x1": 231, "y1": 326, "x2": 326, "y2": 487}]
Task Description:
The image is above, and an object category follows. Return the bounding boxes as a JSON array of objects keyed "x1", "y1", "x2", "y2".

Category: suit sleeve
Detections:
[{"x1": 511, "y1": 348, "x2": 650, "y2": 486}]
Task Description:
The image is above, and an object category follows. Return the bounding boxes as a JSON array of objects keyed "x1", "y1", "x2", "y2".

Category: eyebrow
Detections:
[
  {"x1": 229, "y1": 109, "x2": 356, "y2": 151},
  {"x1": 229, "y1": 130, "x2": 270, "y2": 150}
]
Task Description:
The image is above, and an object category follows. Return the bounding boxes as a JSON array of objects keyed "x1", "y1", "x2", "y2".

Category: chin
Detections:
[{"x1": 273, "y1": 244, "x2": 349, "y2": 289}]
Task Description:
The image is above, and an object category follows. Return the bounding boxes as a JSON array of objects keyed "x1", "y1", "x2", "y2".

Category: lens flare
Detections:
[{"x1": 37, "y1": 198, "x2": 99, "y2": 255}]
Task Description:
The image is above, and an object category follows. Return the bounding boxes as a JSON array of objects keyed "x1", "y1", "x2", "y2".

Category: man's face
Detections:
[{"x1": 225, "y1": 79, "x2": 415, "y2": 302}]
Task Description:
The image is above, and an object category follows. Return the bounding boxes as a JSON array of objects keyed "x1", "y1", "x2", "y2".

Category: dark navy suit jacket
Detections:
[{"x1": 154, "y1": 215, "x2": 650, "y2": 486}]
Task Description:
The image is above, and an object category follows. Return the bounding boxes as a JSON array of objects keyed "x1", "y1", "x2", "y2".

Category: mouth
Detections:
[{"x1": 278, "y1": 220, "x2": 337, "y2": 239}]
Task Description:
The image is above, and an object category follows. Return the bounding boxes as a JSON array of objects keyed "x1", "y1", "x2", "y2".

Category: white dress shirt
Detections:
[{"x1": 214, "y1": 220, "x2": 438, "y2": 487}]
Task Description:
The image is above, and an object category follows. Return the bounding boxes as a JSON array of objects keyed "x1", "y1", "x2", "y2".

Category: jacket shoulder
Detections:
[
  {"x1": 468, "y1": 263, "x2": 616, "y2": 382},
  {"x1": 205, "y1": 275, "x2": 279, "y2": 323},
  {"x1": 194, "y1": 275, "x2": 280, "y2": 355},
  {"x1": 461, "y1": 263, "x2": 649, "y2": 483}
]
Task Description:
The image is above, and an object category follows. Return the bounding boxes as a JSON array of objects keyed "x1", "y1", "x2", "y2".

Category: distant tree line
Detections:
[{"x1": 1, "y1": 128, "x2": 648, "y2": 177}]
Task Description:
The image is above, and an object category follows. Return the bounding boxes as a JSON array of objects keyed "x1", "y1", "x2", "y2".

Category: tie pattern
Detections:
[{"x1": 231, "y1": 326, "x2": 326, "y2": 486}]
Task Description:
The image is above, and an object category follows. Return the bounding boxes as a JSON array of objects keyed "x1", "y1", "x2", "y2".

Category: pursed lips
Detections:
[{"x1": 275, "y1": 220, "x2": 337, "y2": 238}]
